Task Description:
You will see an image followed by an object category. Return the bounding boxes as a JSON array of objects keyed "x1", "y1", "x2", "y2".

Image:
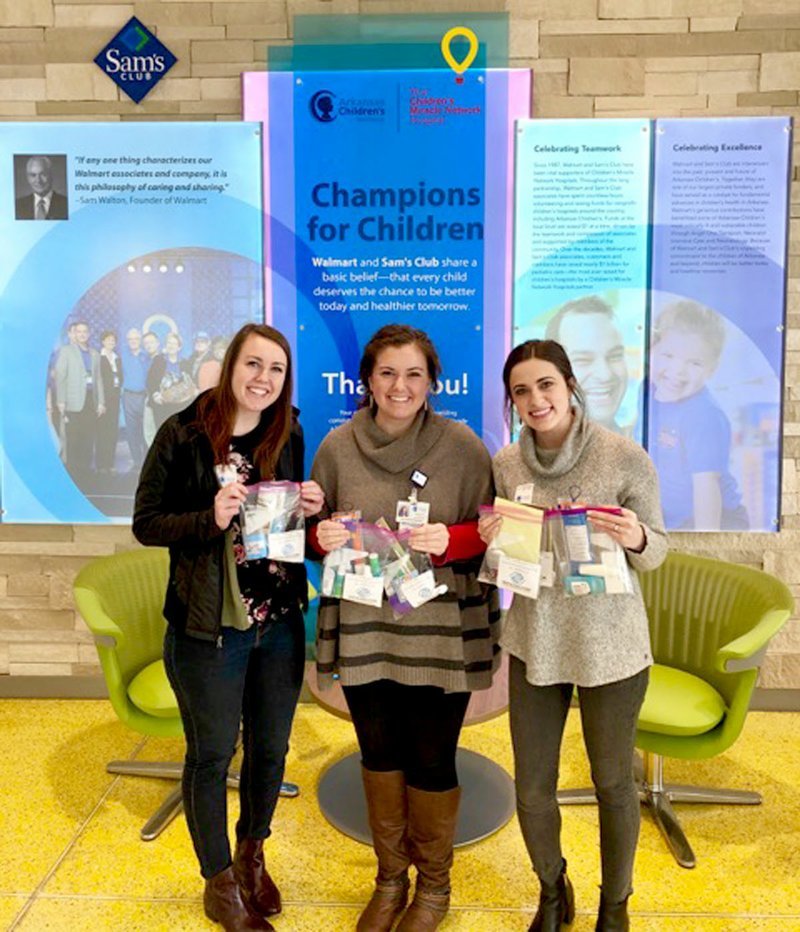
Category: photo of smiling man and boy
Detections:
[{"x1": 646, "y1": 299, "x2": 749, "y2": 531}]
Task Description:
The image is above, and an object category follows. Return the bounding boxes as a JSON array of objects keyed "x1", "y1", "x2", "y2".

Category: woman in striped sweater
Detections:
[{"x1": 311, "y1": 324, "x2": 500, "y2": 932}]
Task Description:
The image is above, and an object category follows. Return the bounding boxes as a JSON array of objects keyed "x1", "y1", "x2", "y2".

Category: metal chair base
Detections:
[
  {"x1": 107, "y1": 760, "x2": 299, "y2": 841},
  {"x1": 557, "y1": 751, "x2": 762, "y2": 870},
  {"x1": 316, "y1": 748, "x2": 515, "y2": 848}
]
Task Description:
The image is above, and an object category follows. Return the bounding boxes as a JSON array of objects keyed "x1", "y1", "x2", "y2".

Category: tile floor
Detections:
[{"x1": 0, "y1": 699, "x2": 798, "y2": 931}]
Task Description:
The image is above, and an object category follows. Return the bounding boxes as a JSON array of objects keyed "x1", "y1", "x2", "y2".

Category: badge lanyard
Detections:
[{"x1": 396, "y1": 469, "x2": 430, "y2": 529}]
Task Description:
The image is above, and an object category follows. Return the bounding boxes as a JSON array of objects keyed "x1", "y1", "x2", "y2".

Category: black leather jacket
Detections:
[{"x1": 133, "y1": 395, "x2": 307, "y2": 642}]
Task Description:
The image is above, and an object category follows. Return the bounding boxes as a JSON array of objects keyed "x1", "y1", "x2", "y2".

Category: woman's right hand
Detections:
[
  {"x1": 316, "y1": 518, "x2": 350, "y2": 553},
  {"x1": 214, "y1": 481, "x2": 247, "y2": 531},
  {"x1": 478, "y1": 512, "x2": 502, "y2": 545}
]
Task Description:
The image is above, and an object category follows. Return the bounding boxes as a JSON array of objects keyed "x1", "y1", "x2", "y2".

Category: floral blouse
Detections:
[{"x1": 227, "y1": 429, "x2": 298, "y2": 627}]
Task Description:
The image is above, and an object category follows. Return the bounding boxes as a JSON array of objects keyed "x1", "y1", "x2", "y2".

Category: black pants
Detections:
[
  {"x1": 343, "y1": 680, "x2": 470, "y2": 792},
  {"x1": 509, "y1": 657, "x2": 649, "y2": 902},
  {"x1": 164, "y1": 615, "x2": 305, "y2": 879}
]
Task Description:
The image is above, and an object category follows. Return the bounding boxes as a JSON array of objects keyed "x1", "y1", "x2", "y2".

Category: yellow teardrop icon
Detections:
[{"x1": 440, "y1": 26, "x2": 479, "y2": 79}]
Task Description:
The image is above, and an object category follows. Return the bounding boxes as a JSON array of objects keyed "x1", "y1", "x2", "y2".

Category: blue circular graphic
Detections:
[{"x1": 309, "y1": 90, "x2": 336, "y2": 123}]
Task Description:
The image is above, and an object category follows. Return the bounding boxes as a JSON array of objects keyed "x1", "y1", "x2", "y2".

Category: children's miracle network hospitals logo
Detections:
[{"x1": 94, "y1": 17, "x2": 177, "y2": 103}]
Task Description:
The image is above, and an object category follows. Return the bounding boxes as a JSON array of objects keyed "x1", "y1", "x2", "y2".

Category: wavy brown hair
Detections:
[
  {"x1": 357, "y1": 323, "x2": 441, "y2": 409},
  {"x1": 196, "y1": 323, "x2": 293, "y2": 477}
]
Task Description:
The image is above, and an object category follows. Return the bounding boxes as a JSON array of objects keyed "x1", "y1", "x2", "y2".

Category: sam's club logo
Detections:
[{"x1": 94, "y1": 17, "x2": 177, "y2": 103}]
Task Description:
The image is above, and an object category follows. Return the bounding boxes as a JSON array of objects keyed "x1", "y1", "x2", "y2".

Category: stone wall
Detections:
[{"x1": 0, "y1": 0, "x2": 798, "y2": 690}]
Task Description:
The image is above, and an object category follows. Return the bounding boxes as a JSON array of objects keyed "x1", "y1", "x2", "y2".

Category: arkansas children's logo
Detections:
[
  {"x1": 309, "y1": 89, "x2": 386, "y2": 123},
  {"x1": 309, "y1": 90, "x2": 337, "y2": 122},
  {"x1": 94, "y1": 17, "x2": 177, "y2": 103}
]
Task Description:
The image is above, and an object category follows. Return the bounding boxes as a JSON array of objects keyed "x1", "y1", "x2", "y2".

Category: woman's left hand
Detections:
[
  {"x1": 587, "y1": 507, "x2": 645, "y2": 552},
  {"x1": 300, "y1": 480, "x2": 325, "y2": 517},
  {"x1": 409, "y1": 522, "x2": 450, "y2": 557}
]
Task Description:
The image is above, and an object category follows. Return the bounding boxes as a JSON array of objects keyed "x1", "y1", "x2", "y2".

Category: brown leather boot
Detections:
[
  {"x1": 233, "y1": 837, "x2": 282, "y2": 918},
  {"x1": 395, "y1": 785, "x2": 461, "y2": 932},
  {"x1": 203, "y1": 865, "x2": 274, "y2": 931},
  {"x1": 357, "y1": 768, "x2": 411, "y2": 932}
]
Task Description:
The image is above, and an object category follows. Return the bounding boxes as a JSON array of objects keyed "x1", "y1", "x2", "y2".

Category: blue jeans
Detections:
[
  {"x1": 122, "y1": 389, "x2": 146, "y2": 468},
  {"x1": 164, "y1": 613, "x2": 305, "y2": 878},
  {"x1": 509, "y1": 656, "x2": 648, "y2": 903}
]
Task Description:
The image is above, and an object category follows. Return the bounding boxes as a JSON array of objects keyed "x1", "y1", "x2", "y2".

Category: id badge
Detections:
[
  {"x1": 396, "y1": 499, "x2": 430, "y2": 530},
  {"x1": 514, "y1": 483, "x2": 535, "y2": 504}
]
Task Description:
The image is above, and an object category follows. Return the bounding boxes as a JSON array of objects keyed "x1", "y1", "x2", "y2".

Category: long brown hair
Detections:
[
  {"x1": 357, "y1": 323, "x2": 441, "y2": 409},
  {"x1": 196, "y1": 323, "x2": 293, "y2": 477},
  {"x1": 502, "y1": 339, "x2": 585, "y2": 425}
]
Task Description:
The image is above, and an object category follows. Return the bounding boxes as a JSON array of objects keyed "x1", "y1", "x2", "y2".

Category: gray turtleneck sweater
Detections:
[
  {"x1": 311, "y1": 407, "x2": 500, "y2": 692},
  {"x1": 493, "y1": 409, "x2": 667, "y2": 687}
]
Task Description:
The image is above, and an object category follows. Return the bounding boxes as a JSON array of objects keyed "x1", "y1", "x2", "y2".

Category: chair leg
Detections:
[
  {"x1": 558, "y1": 751, "x2": 763, "y2": 870},
  {"x1": 641, "y1": 783, "x2": 696, "y2": 869},
  {"x1": 109, "y1": 760, "x2": 300, "y2": 841},
  {"x1": 107, "y1": 760, "x2": 183, "y2": 780},
  {"x1": 640, "y1": 751, "x2": 762, "y2": 869},
  {"x1": 661, "y1": 784, "x2": 761, "y2": 805},
  {"x1": 556, "y1": 787, "x2": 598, "y2": 804},
  {"x1": 140, "y1": 784, "x2": 184, "y2": 842}
]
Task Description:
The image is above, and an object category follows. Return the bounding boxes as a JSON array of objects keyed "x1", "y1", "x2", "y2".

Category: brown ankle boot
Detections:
[
  {"x1": 395, "y1": 785, "x2": 461, "y2": 932},
  {"x1": 357, "y1": 768, "x2": 411, "y2": 932},
  {"x1": 233, "y1": 837, "x2": 281, "y2": 917},
  {"x1": 203, "y1": 865, "x2": 274, "y2": 931}
]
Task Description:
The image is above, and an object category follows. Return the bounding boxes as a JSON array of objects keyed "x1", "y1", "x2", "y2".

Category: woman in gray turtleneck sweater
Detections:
[
  {"x1": 480, "y1": 339, "x2": 667, "y2": 932},
  {"x1": 311, "y1": 324, "x2": 499, "y2": 932}
]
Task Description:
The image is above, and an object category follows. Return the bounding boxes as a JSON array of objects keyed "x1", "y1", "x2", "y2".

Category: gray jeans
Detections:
[{"x1": 509, "y1": 655, "x2": 649, "y2": 903}]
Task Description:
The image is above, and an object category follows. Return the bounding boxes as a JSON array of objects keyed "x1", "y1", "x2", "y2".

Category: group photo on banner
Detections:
[{"x1": 0, "y1": 122, "x2": 264, "y2": 523}]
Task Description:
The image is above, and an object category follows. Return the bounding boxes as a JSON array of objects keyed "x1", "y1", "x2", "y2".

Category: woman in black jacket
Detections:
[{"x1": 134, "y1": 323, "x2": 324, "y2": 932}]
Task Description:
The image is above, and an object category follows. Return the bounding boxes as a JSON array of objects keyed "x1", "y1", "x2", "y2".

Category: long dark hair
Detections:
[
  {"x1": 357, "y1": 323, "x2": 442, "y2": 409},
  {"x1": 502, "y1": 339, "x2": 585, "y2": 425},
  {"x1": 196, "y1": 323, "x2": 293, "y2": 477}
]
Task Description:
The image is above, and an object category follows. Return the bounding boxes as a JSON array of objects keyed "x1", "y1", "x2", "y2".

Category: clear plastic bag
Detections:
[
  {"x1": 548, "y1": 505, "x2": 634, "y2": 596},
  {"x1": 240, "y1": 480, "x2": 305, "y2": 563},
  {"x1": 320, "y1": 520, "x2": 388, "y2": 608},
  {"x1": 321, "y1": 519, "x2": 445, "y2": 614},
  {"x1": 478, "y1": 498, "x2": 545, "y2": 599}
]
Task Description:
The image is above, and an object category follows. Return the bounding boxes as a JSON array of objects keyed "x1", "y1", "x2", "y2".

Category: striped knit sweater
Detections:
[{"x1": 311, "y1": 407, "x2": 501, "y2": 692}]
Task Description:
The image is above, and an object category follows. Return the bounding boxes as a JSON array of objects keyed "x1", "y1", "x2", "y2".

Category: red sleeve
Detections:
[
  {"x1": 307, "y1": 522, "x2": 326, "y2": 558},
  {"x1": 431, "y1": 521, "x2": 486, "y2": 566}
]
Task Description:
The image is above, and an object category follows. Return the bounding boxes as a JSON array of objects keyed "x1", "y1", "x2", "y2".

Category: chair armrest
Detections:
[
  {"x1": 73, "y1": 586, "x2": 126, "y2": 649},
  {"x1": 715, "y1": 607, "x2": 791, "y2": 673}
]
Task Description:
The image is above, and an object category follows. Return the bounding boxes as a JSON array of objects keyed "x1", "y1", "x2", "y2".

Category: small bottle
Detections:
[{"x1": 368, "y1": 552, "x2": 381, "y2": 577}]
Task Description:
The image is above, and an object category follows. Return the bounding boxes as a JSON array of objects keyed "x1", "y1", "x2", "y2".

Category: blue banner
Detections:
[
  {"x1": 0, "y1": 122, "x2": 263, "y2": 523},
  {"x1": 649, "y1": 117, "x2": 791, "y2": 531},
  {"x1": 513, "y1": 119, "x2": 652, "y2": 441},
  {"x1": 290, "y1": 70, "x2": 487, "y2": 458},
  {"x1": 245, "y1": 68, "x2": 529, "y2": 458}
]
